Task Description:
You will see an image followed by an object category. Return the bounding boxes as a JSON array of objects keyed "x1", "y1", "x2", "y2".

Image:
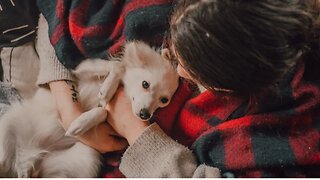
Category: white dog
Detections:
[{"x1": 0, "y1": 41, "x2": 179, "y2": 177}]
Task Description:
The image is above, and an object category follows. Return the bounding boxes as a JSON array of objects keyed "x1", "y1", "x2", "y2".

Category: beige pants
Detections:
[{"x1": 0, "y1": 41, "x2": 40, "y2": 99}]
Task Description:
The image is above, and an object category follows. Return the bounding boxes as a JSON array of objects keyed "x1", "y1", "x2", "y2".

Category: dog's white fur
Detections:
[{"x1": 0, "y1": 41, "x2": 179, "y2": 177}]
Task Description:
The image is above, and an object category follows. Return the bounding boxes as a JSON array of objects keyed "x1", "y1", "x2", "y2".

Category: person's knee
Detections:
[{"x1": 0, "y1": 41, "x2": 40, "y2": 99}]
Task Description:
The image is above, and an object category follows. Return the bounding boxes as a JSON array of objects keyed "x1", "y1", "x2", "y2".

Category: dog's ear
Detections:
[
  {"x1": 161, "y1": 48, "x2": 171, "y2": 61},
  {"x1": 124, "y1": 41, "x2": 148, "y2": 66},
  {"x1": 125, "y1": 41, "x2": 139, "y2": 58},
  {"x1": 161, "y1": 48, "x2": 178, "y2": 69}
]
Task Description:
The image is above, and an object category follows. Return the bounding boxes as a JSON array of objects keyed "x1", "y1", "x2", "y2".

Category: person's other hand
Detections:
[
  {"x1": 106, "y1": 86, "x2": 150, "y2": 145},
  {"x1": 79, "y1": 122, "x2": 128, "y2": 153}
]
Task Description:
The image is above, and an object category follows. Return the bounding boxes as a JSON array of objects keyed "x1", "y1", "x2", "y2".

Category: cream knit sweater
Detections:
[
  {"x1": 36, "y1": 15, "x2": 75, "y2": 86},
  {"x1": 120, "y1": 123, "x2": 221, "y2": 178}
]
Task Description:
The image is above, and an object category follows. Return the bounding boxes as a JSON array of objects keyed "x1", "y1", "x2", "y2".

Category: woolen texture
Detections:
[
  {"x1": 170, "y1": 61, "x2": 320, "y2": 177},
  {"x1": 36, "y1": 15, "x2": 76, "y2": 86},
  {"x1": 36, "y1": 0, "x2": 173, "y2": 69},
  {"x1": 120, "y1": 123, "x2": 221, "y2": 178}
]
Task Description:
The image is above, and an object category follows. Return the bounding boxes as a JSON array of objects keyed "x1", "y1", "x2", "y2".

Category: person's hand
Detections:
[
  {"x1": 106, "y1": 86, "x2": 150, "y2": 145},
  {"x1": 49, "y1": 80, "x2": 128, "y2": 153},
  {"x1": 79, "y1": 122, "x2": 128, "y2": 153}
]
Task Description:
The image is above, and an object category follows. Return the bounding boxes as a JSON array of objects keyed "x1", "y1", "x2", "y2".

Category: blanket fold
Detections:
[{"x1": 37, "y1": 0, "x2": 173, "y2": 69}]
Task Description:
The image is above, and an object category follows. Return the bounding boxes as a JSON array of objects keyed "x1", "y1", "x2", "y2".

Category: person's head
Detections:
[{"x1": 169, "y1": 0, "x2": 320, "y2": 96}]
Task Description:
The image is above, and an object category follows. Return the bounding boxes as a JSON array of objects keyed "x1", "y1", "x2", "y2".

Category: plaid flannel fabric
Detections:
[
  {"x1": 168, "y1": 62, "x2": 320, "y2": 177},
  {"x1": 37, "y1": 0, "x2": 173, "y2": 69}
]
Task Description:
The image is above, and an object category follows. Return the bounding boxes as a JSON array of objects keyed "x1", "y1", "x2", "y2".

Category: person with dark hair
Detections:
[{"x1": 105, "y1": 0, "x2": 320, "y2": 177}]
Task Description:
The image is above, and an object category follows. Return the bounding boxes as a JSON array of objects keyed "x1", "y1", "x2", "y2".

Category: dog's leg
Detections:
[
  {"x1": 15, "y1": 147, "x2": 48, "y2": 178},
  {"x1": 65, "y1": 107, "x2": 107, "y2": 137},
  {"x1": 38, "y1": 142, "x2": 100, "y2": 177},
  {"x1": 65, "y1": 61, "x2": 124, "y2": 137},
  {"x1": 0, "y1": 128, "x2": 13, "y2": 177},
  {"x1": 0, "y1": 123, "x2": 8, "y2": 168},
  {"x1": 73, "y1": 59, "x2": 111, "y2": 80},
  {"x1": 0, "y1": 132, "x2": 15, "y2": 177},
  {"x1": 98, "y1": 61, "x2": 124, "y2": 106},
  {"x1": 0, "y1": 111, "x2": 21, "y2": 177}
]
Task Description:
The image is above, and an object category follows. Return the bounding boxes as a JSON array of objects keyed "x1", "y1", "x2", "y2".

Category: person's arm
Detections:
[
  {"x1": 36, "y1": 14, "x2": 76, "y2": 87},
  {"x1": 36, "y1": 14, "x2": 128, "y2": 153},
  {"x1": 106, "y1": 87, "x2": 221, "y2": 178},
  {"x1": 48, "y1": 80, "x2": 83, "y2": 129},
  {"x1": 49, "y1": 80, "x2": 127, "y2": 153},
  {"x1": 36, "y1": 14, "x2": 80, "y2": 129},
  {"x1": 120, "y1": 123, "x2": 220, "y2": 178}
]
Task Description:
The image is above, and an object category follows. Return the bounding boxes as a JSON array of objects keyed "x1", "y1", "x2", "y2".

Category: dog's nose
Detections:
[{"x1": 139, "y1": 109, "x2": 151, "y2": 120}]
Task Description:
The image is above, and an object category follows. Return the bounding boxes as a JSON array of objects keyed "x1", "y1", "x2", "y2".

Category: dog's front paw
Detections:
[
  {"x1": 98, "y1": 91, "x2": 107, "y2": 107},
  {"x1": 65, "y1": 107, "x2": 108, "y2": 137},
  {"x1": 65, "y1": 117, "x2": 88, "y2": 137},
  {"x1": 98, "y1": 89, "x2": 104, "y2": 99},
  {"x1": 17, "y1": 168, "x2": 31, "y2": 178},
  {"x1": 16, "y1": 163, "x2": 32, "y2": 178}
]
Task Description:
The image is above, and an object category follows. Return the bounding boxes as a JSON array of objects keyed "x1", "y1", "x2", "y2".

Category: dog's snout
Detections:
[{"x1": 139, "y1": 109, "x2": 151, "y2": 120}]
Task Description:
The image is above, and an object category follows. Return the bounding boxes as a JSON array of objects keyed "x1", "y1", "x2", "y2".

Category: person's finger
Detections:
[
  {"x1": 99, "y1": 122, "x2": 120, "y2": 136},
  {"x1": 93, "y1": 134, "x2": 128, "y2": 153},
  {"x1": 106, "y1": 86, "x2": 127, "y2": 109},
  {"x1": 107, "y1": 135, "x2": 129, "y2": 151},
  {"x1": 78, "y1": 122, "x2": 128, "y2": 153}
]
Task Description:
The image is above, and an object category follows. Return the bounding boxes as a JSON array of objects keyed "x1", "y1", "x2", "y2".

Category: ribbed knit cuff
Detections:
[
  {"x1": 119, "y1": 123, "x2": 195, "y2": 177},
  {"x1": 36, "y1": 14, "x2": 76, "y2": 86},
  {"x1": 36, "y1": 49, "x2": 75, "y2": 86}
]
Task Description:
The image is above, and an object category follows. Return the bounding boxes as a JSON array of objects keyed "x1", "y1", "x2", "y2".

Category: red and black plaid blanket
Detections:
[
  {"x1": 166, "y1": 61, "x2": 320, "y2": 177},
  {"x1": 36, "y1": 0, "x2": 173, "y2": 69}
]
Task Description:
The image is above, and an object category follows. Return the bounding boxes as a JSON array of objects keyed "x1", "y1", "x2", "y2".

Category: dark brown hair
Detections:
[{"x1": 170, "y1": 0, "x2": 320, "y2": 96}]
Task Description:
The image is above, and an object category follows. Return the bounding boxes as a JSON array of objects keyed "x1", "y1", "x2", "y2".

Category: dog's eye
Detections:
[
  {"x1": 142, "y1": 81, "x2": 150, "y2": 89},
  {"x1": 160, "y1": 97, "x2": 169, "y2": 104}
]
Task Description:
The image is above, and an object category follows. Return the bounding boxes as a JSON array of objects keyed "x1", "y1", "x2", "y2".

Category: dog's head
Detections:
[{"x1": 122, "y1": 41, "x2": 179, "y2": 120}]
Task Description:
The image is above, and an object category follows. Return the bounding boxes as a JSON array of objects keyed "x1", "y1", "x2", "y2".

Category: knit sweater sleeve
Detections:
[
  {"x1": 119, "y1": 123, "x2": 221, "y2": 178},
  {"x1": 35, "y1": 14, "x2": 76, "y2": 86}
]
